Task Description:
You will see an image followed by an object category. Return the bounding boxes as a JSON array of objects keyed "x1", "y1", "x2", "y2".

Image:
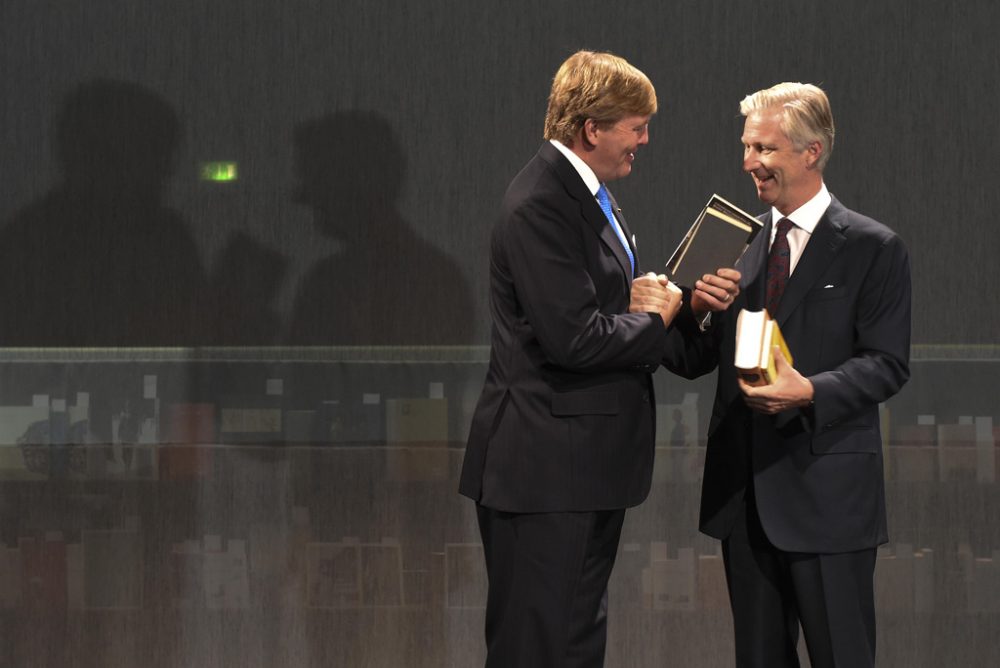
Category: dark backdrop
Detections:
[
  {"x1": 0, "y1": 3, "x2": 998, "y2": 667},
  {"x1": 1, "y1": 0, "x2": 996, "y2": 346}
]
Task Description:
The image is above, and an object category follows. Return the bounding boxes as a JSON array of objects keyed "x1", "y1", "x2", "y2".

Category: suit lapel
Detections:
[
  {"x1": 739, "y1": 213, "x2": 771, "y2": 311},
  {"x1": 594, "y1": 187, "x2": 634, "y2": 280},
  {"x1": 539, "y1": 143, "x2": 635, "y2": 281},
  {"x1": 773, "y1": 199, "x2": 848, "y2": 325},
  {"x1": 606, "y1": 188, "x2": 638, "y2": 277}
]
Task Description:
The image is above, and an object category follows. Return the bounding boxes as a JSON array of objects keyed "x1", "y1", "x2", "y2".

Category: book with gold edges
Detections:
[
  {"x1": 666, "y1": 194, "x2": 762, "y2": 288},
  {"x1": 734, "y1": 309, "x2": 793, "y2": 386}
]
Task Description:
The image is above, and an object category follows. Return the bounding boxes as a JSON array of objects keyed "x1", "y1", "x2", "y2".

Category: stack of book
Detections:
[{"x1": 734, "y1": 309, "x2": 792, "y2": 386}]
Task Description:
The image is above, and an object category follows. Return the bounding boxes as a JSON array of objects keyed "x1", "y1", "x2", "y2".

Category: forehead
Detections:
[{"x1": 741, "y1": 108, "x2": 788, "y2": 143}]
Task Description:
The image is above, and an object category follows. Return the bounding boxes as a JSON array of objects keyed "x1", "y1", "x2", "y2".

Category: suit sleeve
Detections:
[
  {"x1": 501, "y1": 196, "x2": 666, "y2": 372},
  {"x1": 658, "y1": 295, "x2": 725, "y2": 380},
  {"x1": 808, "y1": 234, "x2": 911, "y2": 428}
]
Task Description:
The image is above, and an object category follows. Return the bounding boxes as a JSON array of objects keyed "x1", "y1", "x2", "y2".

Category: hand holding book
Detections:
[
  {"x1": 739, "y1": 348, "x2": 814, "y2": 414},
  {"x1": 735, "y1": 309, "x2": 814, "y2": 412},
  {"x1": 691, "y1": 267, "x2": 741, "y2": 317},
  {"x1": 666, "y1": 194, "x2": 762, "y2": 289}
]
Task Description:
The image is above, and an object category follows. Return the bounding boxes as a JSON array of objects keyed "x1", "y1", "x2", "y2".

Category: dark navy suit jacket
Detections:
[
  {"x1": 459, "y1": 142, "x2": 699, "y2": 513},
  {"x1": 672, "y1": 195, "x2": 911, "y2": 553}
]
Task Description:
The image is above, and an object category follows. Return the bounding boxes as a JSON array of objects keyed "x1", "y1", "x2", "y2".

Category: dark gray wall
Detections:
[
  {"x1": 0, "y1": 3, "x2": 998, "y2": 667},
  {"x1": 1, "y1": 0, "x2": 997, "y2": 345}
]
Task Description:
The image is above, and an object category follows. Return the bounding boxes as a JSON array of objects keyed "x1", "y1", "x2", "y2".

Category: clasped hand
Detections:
[{"x1": 628, "y1": 273, "x2": 683, "y2": 328}]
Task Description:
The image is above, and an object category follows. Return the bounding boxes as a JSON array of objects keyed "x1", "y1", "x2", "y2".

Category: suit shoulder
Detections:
[
  {"x1": 836, "y1": 203, "x2": 905, "y2": 249},
  {"x1": 505, "y1": 152, "x2": 571, "y2": 201},
  {"x1": 500, "y1": 154, "x2": 578, "y2": 226}
]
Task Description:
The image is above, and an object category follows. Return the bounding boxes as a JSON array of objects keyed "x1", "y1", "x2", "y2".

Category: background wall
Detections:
[
  {"x1": 0, "y1": 1, "x2": 998, "y2": 667},
  {"x1": 2, "y1": 0, "x2": 997, "y2": 345}
]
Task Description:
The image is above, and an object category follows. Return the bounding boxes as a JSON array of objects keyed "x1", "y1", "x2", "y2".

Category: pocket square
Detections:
[{"x1": 823, "y1": 284, "x2": 835, "y2": 289}]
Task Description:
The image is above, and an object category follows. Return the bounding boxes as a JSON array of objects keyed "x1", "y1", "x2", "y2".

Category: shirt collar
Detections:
[
  {"x1": 771, "y1": 182, "x2": 831, "y2": 234},
  {"x1": 550, "y1": 139, "x2": 601, "y2": 196}
]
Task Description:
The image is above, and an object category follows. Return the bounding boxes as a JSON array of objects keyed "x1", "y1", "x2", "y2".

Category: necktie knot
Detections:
[{"x1": 775, "y1": 217, "x2": 795, "y2": 238}]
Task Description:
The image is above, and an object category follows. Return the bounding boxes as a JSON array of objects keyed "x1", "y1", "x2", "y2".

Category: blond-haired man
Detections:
[
  {"x1": 683, "y1": 82, "x2": 911, "y2": 667},
  {"x1": 459, "y1": 51, "x2": 738, "y2": 667}
]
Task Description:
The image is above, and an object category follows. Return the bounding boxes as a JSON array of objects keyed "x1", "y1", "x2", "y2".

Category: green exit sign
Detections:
[{"x1": 200, "y1": 161, "x2": 238, "y2": 182}]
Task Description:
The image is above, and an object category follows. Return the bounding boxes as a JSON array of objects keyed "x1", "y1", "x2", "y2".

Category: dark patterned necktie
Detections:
[{"x1": 765, "y1": 218, "x2": 795, "y2": 315}]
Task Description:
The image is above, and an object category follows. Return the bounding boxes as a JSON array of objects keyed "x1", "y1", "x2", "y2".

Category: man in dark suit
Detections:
[
  {"x1": 680, "y1": 83, "x2": 911, "y2": 667},
  {"x1": 459, "y1": 51, "x2": 739, "y2": 667}
]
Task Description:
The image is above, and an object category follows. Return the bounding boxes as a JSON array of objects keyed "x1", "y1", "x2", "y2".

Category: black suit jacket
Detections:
[
  {"x1": 673, "y1": 195, "x2": 911, "y2": 553},
  {"x1": 459, "y1": 142, "x2": 693, "y2": 513}
]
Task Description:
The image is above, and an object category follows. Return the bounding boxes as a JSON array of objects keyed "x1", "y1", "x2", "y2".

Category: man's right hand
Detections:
[
  {"x1": 691, "y1": 268, "x2": 742, "y2": 317},
  {"x1": 629, "y1": 273, "x2": 683, "y2": 328}
]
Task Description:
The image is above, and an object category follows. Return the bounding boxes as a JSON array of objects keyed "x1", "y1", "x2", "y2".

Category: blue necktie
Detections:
[{"x1": 596, "y1": 184, "x2": 635, "y2": 276}]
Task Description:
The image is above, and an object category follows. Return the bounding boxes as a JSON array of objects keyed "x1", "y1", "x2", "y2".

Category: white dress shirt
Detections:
[
  {"x1": 769, "y1": 183, "x2": 832, "y2": 275},
  {"x1": 550, "y1": 139, "x2": 601, "y2": 195},
  {"x1": 550, "y1": 140, "x2": 635, "y2": 266}
]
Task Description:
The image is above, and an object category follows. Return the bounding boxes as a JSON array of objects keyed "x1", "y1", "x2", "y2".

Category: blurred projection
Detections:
[{"x1": 200, "y1": 161, "x2": 238, "y2": 182}]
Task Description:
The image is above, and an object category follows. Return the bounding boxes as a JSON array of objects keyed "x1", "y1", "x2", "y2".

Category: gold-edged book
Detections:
[
  {"x1": 734, "y1": 309, "x2": 793, "y2": 386},
  {"x1": 666, "y1": 194, "x2": 763, "y2": 288}
]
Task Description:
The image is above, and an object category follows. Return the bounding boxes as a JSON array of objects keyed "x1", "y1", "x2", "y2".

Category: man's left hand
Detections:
[{"x1": 739, "y1": 346, "x2": 814, "y2": 414}]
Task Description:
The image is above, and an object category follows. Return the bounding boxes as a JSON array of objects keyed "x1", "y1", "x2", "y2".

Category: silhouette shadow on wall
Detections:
[
  {"x1": 288, "y1": 111, "x2": 474, "y2": 345},
  {"x1": 208, "y1": 232, "x2": 289, "y2": 345},
  {"x1": 0, "y1": 79, "x2": 210, "y2": 346}
]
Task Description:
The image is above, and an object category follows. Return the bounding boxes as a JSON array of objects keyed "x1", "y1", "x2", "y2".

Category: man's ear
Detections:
[
  {"x1": 805, "y1": 141, "x2": 823, "y2": 168},
  {"x1": 581, "y1": 118, "x2": 600, "y2": 148}
]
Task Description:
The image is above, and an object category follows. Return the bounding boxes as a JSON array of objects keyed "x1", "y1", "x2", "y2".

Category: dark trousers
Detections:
[
  {"x1": 722, "y1": 495, "x2": 878, "y2": 668},
  {"x1": 475, "y1": 505, "x2": 626, "y2": 668}
]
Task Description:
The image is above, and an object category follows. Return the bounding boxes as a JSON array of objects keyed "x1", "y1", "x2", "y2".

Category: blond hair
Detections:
[
  {"x1": 543, "y1": 51, "x2": 657, "y2": 145},
  {"x1": 740, "y1": 82, "x2": 835, "y2": 170}
]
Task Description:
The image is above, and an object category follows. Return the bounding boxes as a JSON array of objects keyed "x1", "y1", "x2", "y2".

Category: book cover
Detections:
[
  {"x1": 160, "y1": 403, "x2": 215, "y2": 479},
  {"x1": 219, "y1": 396, "x2": 282, "y2": 445},
  {"x1": 666, "y1": 194, "x2": 762, "y2": 288}
]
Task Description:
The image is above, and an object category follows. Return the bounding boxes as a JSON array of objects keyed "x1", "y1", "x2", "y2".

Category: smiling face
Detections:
[
  {"x1": 584, "y1": 114, "x2": 650, "y2": 183},
  {"x1": 741, "y1": 107, "x2": 822, "y2": 216}
]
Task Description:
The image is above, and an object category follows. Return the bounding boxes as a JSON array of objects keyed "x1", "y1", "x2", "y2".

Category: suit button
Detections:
[{"x1": 641, "y1": 392, "x2": 649, "y2": 402}]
